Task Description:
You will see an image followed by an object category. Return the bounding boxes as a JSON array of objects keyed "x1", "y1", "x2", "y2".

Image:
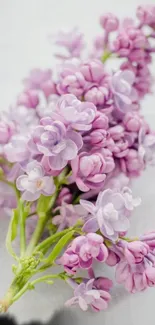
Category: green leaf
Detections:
[
  {"x1": 37, "y1": 193, "x2": 57, "y2": 215},
  {"x1": 6, "y1": 209, "x2": 19, "y2": 259},
  {"x1": 45, "y1": 230, "x2": 74, "y2": 264}
]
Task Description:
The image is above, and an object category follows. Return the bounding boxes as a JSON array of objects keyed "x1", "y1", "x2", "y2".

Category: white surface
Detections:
[{"x1": 0, "y1": 0, "x2": 155, "y2": 324}]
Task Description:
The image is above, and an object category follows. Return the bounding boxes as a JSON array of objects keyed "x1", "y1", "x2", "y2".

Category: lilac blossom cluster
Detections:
[{"x1": 0, "y1": 4, "x2": 155, "y2": 314}]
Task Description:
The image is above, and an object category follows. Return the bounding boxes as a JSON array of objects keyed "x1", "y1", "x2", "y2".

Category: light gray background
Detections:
[{"x1": 0, "y1": 1, "x2": 155, "y2": 324}]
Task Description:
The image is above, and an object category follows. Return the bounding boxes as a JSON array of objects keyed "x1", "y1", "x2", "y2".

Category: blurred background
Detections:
[{"x1": 0, "y1": 0, "x2": 155, "y2": 324}]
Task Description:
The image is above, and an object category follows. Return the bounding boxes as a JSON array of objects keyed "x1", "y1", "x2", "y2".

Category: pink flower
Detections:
[
  {"x1": 106, "y1": 249, "x2": 120, "y2": 266},
  {"x1": 116, "y1": 260, "x2": 155, "y2": 293},
  {"x1": 100, "y1": 13, "x2": 119, "y2": 32},
  {"x1": 54, "y1": 28, "x2": 85, "y2": 58},
  {"x1": 65, "y1": 279, "x2": 111, "y2": 311},
  {"x1": 139, "y1": 128, "x2": 155, "y2": 165},
  {"x1": 53, "y1": 94, "x2": 96, "y2": 131},
  {"x1": 4, "y1": 135, "x2": 30, "y2": 163},
  {"x1": 16, "y1": 161, "x2": 55, "y2": 201},
  {"x1": 0, "y1": 119, "x2": 15, "y2": 144},
  {"x1": 71, "y1": 152, "x2": 108, "y2": 192},
  {"x1": 57, "y1": 59, "x2": 86, "y2": 97},
  {"x1": 59, "y1": 233, "x2": 108, "y2": 273},
  {"x1": 120, "y1": 149, "x2": 144, "y2": 176},
  {"x1": 17, "y1": 90, "x2": 39, "y2": 108},
  {"x1": 92, "y1": 112, "x2": 109, "y2": 130},
  {"x1": 53, "y1": 203, "x2": 87, "y2": 230},
  {"x1": 122, "y1": 241, "x2": 149, "y2": 264},
  {"x1": 123, "y1": 112, "x2": 148, "y2": 132},
  {"x1": 111, "y1": 70, "x2": 138, "y2": 113},
  {"x1": 23, "y1": 69, "x2": 56, "y2": 97},
  {"x1": 80, "y1": 59, "x2": 106, "y2": 84},
  {"x1": 84, "y1": 85, "x2": 111, "y2": 106},
  {"x1": 81, "y1": 187, "x2": 140, "y2": 241},
  {"x1": 28, "y1": 118, "x2": 83, "y2": 170},
  {"x1": 93, "y1": 277, "x2": 113, "y2": 292},
  {"x1": 56, "y1": 187, "x2": 72, "y2": 205},
  {"x1": 89, "y1": 129, "x2": 109, "y2": 148},
  {"x1": 136, "y1": 5, "x2": 155, "y2": 28}
]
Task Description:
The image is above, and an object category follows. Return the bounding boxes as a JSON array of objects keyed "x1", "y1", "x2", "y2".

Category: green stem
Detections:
[
  {"x1": 26, "y1": 192, "x2": 58, "y2": 256},
  {"x1": 31, "y1": 274, "x2": 59, "y2": 286},
  {"x1": 34, "y1": 227, "x2": 73, "y2": 253},
  {"x1": 19, "y1": 200, "x2": 26, "y2": 256},
  {"x1": 26, "y1": 214, "x2": 48, "y2": 256},
  {"x1": 11, "y1": 282, "x2": 30, "y2": 304},
  {"x1": 101, "y1": 50, "x2": 112, "y2": 63}
]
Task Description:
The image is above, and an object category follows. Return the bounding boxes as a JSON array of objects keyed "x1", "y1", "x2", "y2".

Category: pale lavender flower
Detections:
[
  {"x1": 8, "y1": 105, "x2": 39, "y2": 133},
  {"x1": 4, "y1": 135, "x2": 30, "y2": 163},
  {"x1": 23, "y1": 69, "x2": 52, "y2": 90},
  {"x1": 56, "y1": 187, "x2": 72, "y2": 205},
  {"x1": 36, "y1": 94, "x2": 59, "y2": 118},
  {"x1": 53, "y1": 94, "x2": 96, "y2": 131},
  {"x1": 17, "y1": 90, "x2": 39, "y2": 108},
  {"x1": 139, "y1": 128, "x2": 155, "y2": 165},
  {"x1": 53, "y1": 203, "x2": 87, "y2": 230},
  {"x1": 119, "y1": 240, "x2": 150, "y2": 264},
  {"x1": 81, "y1": 187, "x2": 141, "y2": 241},
  {"x1": 0, "y1": 182, "x2": 16, "y2": 213},
  {"x1": 65, "y1": 279, "x2": 111, "y2": 311},
  {"x1": 16, "y1": 161, "x2": 55, "y2": 201},
  {"x1": 111, "y1": 70, "x2": 138, "y2": 113},
  {"x1": 59, "y1": 233, "x2": 108, "y2": 273},
  {"x1": 136, "y1": 5, "x2": 155, "y2": 27},
  {"x1": 28, "y1": 118, "x2": 83, "y2": 170},
  {"x1": 120, "y1": 148, "x2": 144, "y2": 176},
  {"x1": 84, "y1": 86, "x2": 111, "y2": 106},
  {"x1": 0, "y1": 119, "x2": 15, "y2": 144},
  {"x1": 100, "y1": 13, "x2": 119, "y2": 32},
  {"x1": 116, "y1": 259, "x2": 155, "y2": 293},
  {"x1": 80, "y1": 59, "x2": 106, "y2": 83},
  {"x1": 57, "y1": 58, "x2": 86, "y2": 97},
  {"x1": 71, "y1": 151, "x2": 112, "y2": 192},
  {"x1": 54, "y1": 28, "x2": 85, "y2": 58}
]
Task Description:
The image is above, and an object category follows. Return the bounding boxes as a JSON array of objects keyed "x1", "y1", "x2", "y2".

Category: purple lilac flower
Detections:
[
  {"x1": 71, "y1": 151, "x2": 114, "y2": 192},
  {"x1": 100, "y1": 13, "x2": 119, "y2": 32},
  {"x1": 136, "y1": 5, "x2": 155, "y2": 28},
  {"x1": 8, "y1": 106, "x2": 39, "y2": 133},
  {"x1": 54, "y1": 28, "x2": 85, "y2": 58},
  {"x1": 123, "y1": 112, "x2": 149, "y2": 133},
  {"x1": 0, "y1": 182, "x2": 16, "y2": 214},
  {"x1": 111, "y1": 70, "x2": 138, "y2": 113},
  {"x1": 80, "y1": 59, "x2": 106, "y2": 83},
  {"x1": 16, "y1": 161, "x2": 55, "y2": 201},
  {"x1": 116, "y1": 259, "x2": 155, "y2": 293},
  {"x1": 93, "y1": 277, "x2": 113, "y2": 292},
  {"x1": 80, "y1": 187, "x2": 141, "y2": 241},
  {"x1": 36, "y1": 94, "x2": 59, "y2": 118},
  {"x1": 23, "y1": 68, "x2": 53, "y2": 90},
  {"x1": 4, "y1": 135, "x2": 30, "y2": 163},
  {"x1": 28, "y1": 118, "x2": 83, "y2": 170},
  {"x1": 56, "y1": 58, "x2": 86, "y2": 97},
  {"x1": 17, "y1": 90, "x2": 39, "y2": 108},
  {"x1": 53, "y1": 203, "x2": 87, "y2": 230},
  {"x1": 139, "y1": 128, "x2": 155, "y2": 165},
  {"x1": 0, "y1": 119, "x2": 15, "y2": 145},
  {"x1": 65, "y1": 279, "x2": 111, "y2": 311},
  {"x1": 53, "y1": 94, "x2": 96, "y2": 131},
  {"x1": 59, "y1": 233, "x2": 108, "y2": 273},
  {"x1": 119, "y1": 240, "x2": 149, "y2": 264},
  {"x1": 56, "y1": 187, "x2": 72, "y2": 205},
  {"x1": 120, "y1": 148, "x2": 144, "y2": 176}
]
